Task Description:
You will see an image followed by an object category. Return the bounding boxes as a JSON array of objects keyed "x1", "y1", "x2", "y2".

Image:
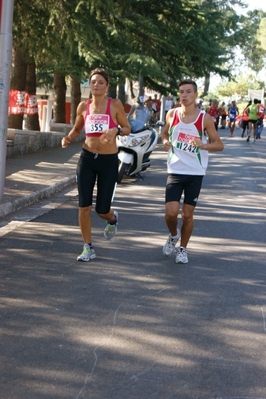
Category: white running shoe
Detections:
[
  {"x1": 175, "y1": 246, "x2": 188, "y2": 264},
  {"x1": 162, "y1": 230, "x2": 180, "y2": 256},
  {"x1": 77, "y1": 244, "x2": 96, "y2": 262},
  {"x1": 104, "y1": 211, "x2": 118, "y2": 240}
]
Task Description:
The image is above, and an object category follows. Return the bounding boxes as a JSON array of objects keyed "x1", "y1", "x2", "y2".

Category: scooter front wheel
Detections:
[{"x1": 117, "y1": 162, "x2": 130, "y2": 183}]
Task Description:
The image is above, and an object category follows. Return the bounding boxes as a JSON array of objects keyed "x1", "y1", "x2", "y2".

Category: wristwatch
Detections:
[{"x1": 116, "y1": 126, "x2": 122, "y2": 136}]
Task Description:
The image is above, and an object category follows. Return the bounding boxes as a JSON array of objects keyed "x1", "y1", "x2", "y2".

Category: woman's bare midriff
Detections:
[{"x1": 82, "y1": 136, "x2": 118, "y2": 154}]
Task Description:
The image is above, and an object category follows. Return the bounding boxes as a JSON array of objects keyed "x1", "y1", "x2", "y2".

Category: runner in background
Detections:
[
  {"x1": 228, "y1": 100, "x2": 239, "y2": 137},
  {"x1": 246, "y1": 98, "x2": 259, "y2": 142},
  {"x1": 241, "y1": 100, "x2": 252, "y2": 138}
]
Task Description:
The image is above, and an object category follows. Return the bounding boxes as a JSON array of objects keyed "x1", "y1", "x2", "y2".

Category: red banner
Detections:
[
  {"x1": 9, "y1": 90, "x2": 39, "y2": 115},
  {"x1": 25, "y1": 92, "x2": 38, "y2": 115},
  {"x1": 9, "y1": 90, "x2": 25, "y2": 114}
]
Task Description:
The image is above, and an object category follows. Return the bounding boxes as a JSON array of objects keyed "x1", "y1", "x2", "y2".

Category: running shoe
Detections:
[
  {"x1": 77, "y1": 244, "x2": 96, "y2": 262},
  {"x1": 104, "y1": 211, "x2": 118, "y2": 240},
  {"x1": 162, "y1": 230, "x2": 180, "y2": 256},
  {"x1": 175, "y1": 246, "x2": 188, "y2": 264}
]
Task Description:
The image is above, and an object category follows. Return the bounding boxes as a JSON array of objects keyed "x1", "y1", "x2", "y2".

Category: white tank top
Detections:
[{"x1": 167, "y1": 108, "x2": 208, "y2": 175}]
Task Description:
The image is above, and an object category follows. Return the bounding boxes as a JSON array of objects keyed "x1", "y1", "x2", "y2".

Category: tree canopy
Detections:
[
  {"x1": 9, "y1": 0, "x2": 266, "y2": 128},
  {"x1": 13, "y1": 0, "x2": 261, "y2": 92}
]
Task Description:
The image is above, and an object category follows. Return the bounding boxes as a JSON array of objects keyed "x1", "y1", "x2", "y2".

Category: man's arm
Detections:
[
  {"x1": 203, "y1": 113, "x2": 224, "y2": 151},
  {"x1": 191, "y1": 113, "x2": 224, "y2": 152}
]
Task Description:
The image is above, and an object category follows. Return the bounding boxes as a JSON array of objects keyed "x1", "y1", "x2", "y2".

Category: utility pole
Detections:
[{"x1": 0, "y1": 0, "x2": 14, "y2": 201}]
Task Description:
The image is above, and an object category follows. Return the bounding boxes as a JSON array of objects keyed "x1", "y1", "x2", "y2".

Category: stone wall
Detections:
[{"x1": 6, "y1": 124, "x2": 85, "y2": 159}]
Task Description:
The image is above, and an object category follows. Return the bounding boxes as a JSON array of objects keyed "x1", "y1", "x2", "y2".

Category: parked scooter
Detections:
[{"x1": 116, "y1": 119, "x2": 164, "y2": 183}]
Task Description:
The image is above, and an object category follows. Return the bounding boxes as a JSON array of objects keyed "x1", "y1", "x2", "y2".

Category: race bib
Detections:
[
  {"x1": 175, "y1": 132, "x2": 198, "y2": 153},
  {"x1": 85, "y1": 114, "x2": 110, "y2": 134}
]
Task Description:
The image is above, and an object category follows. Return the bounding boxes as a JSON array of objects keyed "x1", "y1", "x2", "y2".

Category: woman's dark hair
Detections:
[{"x1": 89, "y1": 68, "x2": 109, "y2": 84}]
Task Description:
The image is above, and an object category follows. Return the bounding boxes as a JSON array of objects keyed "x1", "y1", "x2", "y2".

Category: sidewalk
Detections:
[{"x1": 0, "y1": 141, "x2": 82, "y2": 219}]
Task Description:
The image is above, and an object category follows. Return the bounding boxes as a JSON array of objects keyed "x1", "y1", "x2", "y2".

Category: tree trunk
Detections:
[
  {"x1": 108, "y1": 83, "x2": 117, "y2": 99},
  {"x1": 8, "y1": 47, "x2": 27, "y2": 129},
  {"x1": 138, "y1": 70, "x2": 144, "y2": 98},
  {"x1": 128, "y1": 79, "x2": 136, "y2": 101},
  {"x1": 118, "y1": 79, "x2": 126, "y2": 106},
  {"x1": 202, "y1": 73, "x2": 211, "y2": 97},
  {"x1": 25, "y1": 61, "x2": 40, "y2": 131},
  {"x1": 53, "y1": 72, "x2": 66, "y2": 123},
  {"x1": 70, "y1": 75, "x2": 81, "y2": 125}
]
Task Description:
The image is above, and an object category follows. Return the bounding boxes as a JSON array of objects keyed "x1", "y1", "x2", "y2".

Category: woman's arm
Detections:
[
  {"x1": 61, "y1": 102, "x2": 85, "y2": 148},
  {"x1": 99, "y1": 99, "x2": 131, "y2": 144},
  {"x1": 115, "y1": 99, "x2": 131, "y2": 136}
]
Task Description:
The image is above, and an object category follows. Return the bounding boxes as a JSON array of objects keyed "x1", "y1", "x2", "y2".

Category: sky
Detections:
[{"x1": 245, "y1": 0, "x2": 266, "y2": 12}]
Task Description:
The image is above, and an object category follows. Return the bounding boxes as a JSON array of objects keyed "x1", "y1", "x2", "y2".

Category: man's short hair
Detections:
[{"x1": 178, "y1": 79, "x2": 197, "y2": 92}]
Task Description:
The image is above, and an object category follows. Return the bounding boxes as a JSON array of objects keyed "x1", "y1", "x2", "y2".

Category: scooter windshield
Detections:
[{"x1": 135, "y1": 107, "x2": 151, "y2": 124}]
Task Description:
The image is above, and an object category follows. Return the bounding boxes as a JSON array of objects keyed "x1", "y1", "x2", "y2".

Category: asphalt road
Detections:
[{"x1": 0, "y1": 127, "x2": 266, "y2": 399}]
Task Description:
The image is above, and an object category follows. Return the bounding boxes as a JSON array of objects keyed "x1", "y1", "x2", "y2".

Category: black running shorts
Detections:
[{"x1": 165, "y1": 174, "x2": 204, "y2": 207}]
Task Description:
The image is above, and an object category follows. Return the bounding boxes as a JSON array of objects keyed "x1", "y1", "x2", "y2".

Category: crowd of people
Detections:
[
  {"x1": 196, "y1": 98, "x2": 265, "y2": 140},
  {"x1": 132, "y1": 94, "x2": 265, "y2": 141},
  {"x1": 144, "y1": 94, "x2": 181, "y2": 123}
]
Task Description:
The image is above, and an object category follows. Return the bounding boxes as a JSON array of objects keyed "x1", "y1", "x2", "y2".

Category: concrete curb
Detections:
[{"x1": 0, "y1": 175, "x2": 76, "y2": 220}]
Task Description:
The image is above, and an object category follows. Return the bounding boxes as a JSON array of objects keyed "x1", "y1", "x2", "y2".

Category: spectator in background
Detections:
[
  {"x1": 256, "y1": 117, "x2": 264, "y2": 139},
  {"x1": 165, "y1": 95, "x2": 174, "y2": 119},
  {"x1": 152, "y1": 93, "x2": 161, "y2": 122},
  {"x1": 145, "y1": 96, "x2": 153, "y2": 111},
  {"x1": 197, "y1": 98, "x2": 204, "y2": 110},
  {"x1": 145, "y1": 96, "x2": 155, "y2": 123},
  {"x1": 256, "y1": 100, "x2": 265, "y2": 139},
  {"x1": 128, "y1": 96, "x2": 151, "y2": 132}
]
